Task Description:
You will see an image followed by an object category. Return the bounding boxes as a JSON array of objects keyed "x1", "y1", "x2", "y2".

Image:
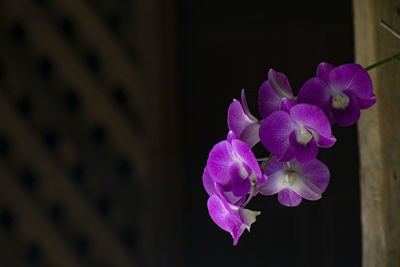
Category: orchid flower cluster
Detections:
[{"x1": 203, "y1": 62, "x2": 376, "y2": 245}]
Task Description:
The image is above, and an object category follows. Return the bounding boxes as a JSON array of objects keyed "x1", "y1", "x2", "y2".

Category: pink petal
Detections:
[
  {"x1": 292, "y1": 159, "x2": 330, "y2": 193},
  {"x1": 329, "y1": 63, "x2": 373, "y2": 99},
  {"x1": 228, "y1": 100, "x2": 253, "y2": 137},
  {"x1": 241, "y1": 89, "x2": 258, "y2": 121},
  {"x1": 259, "y1": 111, "x2": 295, "y2": 156},
  {"x1": 227, "y1": 131, "x2": 237, "y2": 143},
  {"x1": 240, "y1": 123, "x2": 260, "y2": 148},
  {"x1": 259, "y1": 170, "x2": 286, "y2": 195},
  {"x1": 215, "y1": 183, "x2": 245, "y2": 206},
  {"x1": 289, "y1": 131, "x2": 319, "y2": 163},
  {"x1": 207, "y1": 141, "x2": 235, "y2": 185},
  {"x1": 316, "y1": 134, "x2": 336, "y2": 148},
  {"x1": 207, "y1": 195, "x2": 245, "y2": 246},
  {"x1": 289, "y1": 103, "x2": 333, "y2": 138},
  {"x1": 202, "y1": 167, "x2": 216, "y2": 196},
  {"x1": 230, "y1": 163, "x2": 252, "y2": 197},
  {"x1": 277, "y1": 188, "x2": 302, "y2": 207},
  {"x1": 289, "y1": 173, "x2": 322, "y2": 200},
  {"x1": 231, "y1": 139, "x2": 262, "y2": 180},
  {"x1": 258, "y1": 80, "x2": 282, "y2": 119},
  {"x1": 263, "y1": 155, "x2": 285, "y2": 176},
  {"x1": 297, "y1": 77, "x2": 333, "y2": 123},
  {"x1": 357, "y1": 94, "x2": 376, "y2": 110},
  {"x1": 268, "y1": 69, "x2": 294, "y2": 99},
  {"x1": 280, "y1": 98, "x2": 295, "y2": 113},
  {"x1": 316, "y1": 62, "x2": 334, "y2": 81}
]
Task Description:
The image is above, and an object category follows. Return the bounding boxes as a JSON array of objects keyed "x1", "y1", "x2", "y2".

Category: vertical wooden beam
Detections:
[{"x1": 354, "y1": 0, "x2": 400, "y2": 266}]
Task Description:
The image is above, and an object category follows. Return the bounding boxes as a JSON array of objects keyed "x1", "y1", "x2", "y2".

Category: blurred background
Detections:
[{"x1": 0, "y1": 0, "x2": 361, "y2": 266}]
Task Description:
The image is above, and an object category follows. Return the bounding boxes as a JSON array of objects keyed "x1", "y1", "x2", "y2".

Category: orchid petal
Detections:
[
  {"x1": 207, "y1": 141, "x2": 235, "y2": 185},
  {"x1": 297, "y1": 77, "x2": 333, "y2": 123},
  {"x1": 263, "y1": 155, "x2": 286, "y2": 176},
  {"x1": 241, "y1": 89, "x2": 258, "y2": 121},
  {"x1": 278, "y1": 146, "x2": 296, "y2": 162},
  {"x1": 259, "y1": 111, "x2": 295, "y2": 156},
  {"x1": 202, "y1": 167, "x2": 216, "y2": 196},
  {"x1": 316, "y1": 62, "x2": 334, "y2": 81},
  {"x1": 289, "y1": 131, "x2": 319, "y2": 163},
  {"x1": 231, "y1": 139, "x2": 262, "y2": 179},
  {"x1": 277, "y1": 188, "x2": 302, "y2": 207},
  {"x1": 207, "y1": 194, "x2": 245, "y2": 246},
  {"x1": 240, "y1": 123, "x2": 260, "y2": 148},
  {"x1": 268, "y1": 69, "x2": 294, "y2": 99},
  {"x1": 280, "y1": 98, "x2": 295, "y2": 113},
  {"x1": 230, "y1": 164, "x2": 252, "y2": 197},
  {"x1": 289, "y1": 173, "x2": 322, "y2": 200},
  {"x1": 259, "y1": 170, "x2": 286, "y2": 195},
  {"x1": 357, "y1": 94, "x2": 377, "y2": 109},
  {"x1": 215, "y1": 183, "x2": 245, "y2": 206},
  {"x1": 329, "y1": 63, "x2": 373, "y2": 99},
  {"x1": 258, "y1": 80, "x2": 282, "y2": 119},
  {"x1": 228, "y1": 99, "x2": 255, "y2": 139},
  {"x1": 293, "y1": 159, "x2": 330, "y2": 193},
  {"x1": 227, "y1": 131, "x2": 237, "y2": 143},
  {"x1": 315, "y1": 134, "x2": 336, "y2": 148},
  {"x1": 289, "y1": 103, "x2": 333, "y2": 138}
]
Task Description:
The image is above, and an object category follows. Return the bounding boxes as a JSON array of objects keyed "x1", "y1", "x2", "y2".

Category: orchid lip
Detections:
[
  {"x1": 332, "y1": 92, "x2": 350, "y2": 109},
  {"x1": 296, "y1": 127, "x2": 312, "y2": 144}
]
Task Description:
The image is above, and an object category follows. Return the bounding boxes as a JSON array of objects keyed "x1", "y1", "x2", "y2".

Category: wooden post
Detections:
[{"x1": 354, "y1": 0, "x2": 400, "y2": 266}]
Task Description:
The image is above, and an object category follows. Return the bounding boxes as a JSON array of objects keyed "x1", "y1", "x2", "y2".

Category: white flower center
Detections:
[
  {"x1": 239, "y1": 163, "x2": 249, "y2": 179},
  {"x1": 332, "y1": 93, "x2": 350, "y2": 109},
  {"x1": 296, "y1": 127, "x2": 312, "y2": 144},
  {"x1": 283, "y1": 172, "x2": 296, "y2": 186},
  {"x1": 249, "y1": 172, "x2": 257, "y2": 183}
]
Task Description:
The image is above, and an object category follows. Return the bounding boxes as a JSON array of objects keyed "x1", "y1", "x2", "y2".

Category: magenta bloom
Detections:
[
  {"x1": 297, "y1": 63, "x2": 376, "y2": 126},
  {"x1": 206, "y1": 138, "x2": 264, "y2": 197},
  {"x1": 203, "y1": 166, "x2": 245, "y2": 206},
  {"x1": 259, "y1": 156, "x2": 330, "y2": 207},
  {"x1": 258, "y1": 69, "x2": 296, "y2": 118},
  {"x1": 204, "y1": 136, "x2": 263, "y2": 245},
  {"x1": 228, "y1": 90, "x2": 260, "y2": 147},
  {"x1": 207, "y1": 194, "x2": 260, "y2": 245},
  {"x1": 259, "y1": 103, "x2": 336, "y2": 163}
]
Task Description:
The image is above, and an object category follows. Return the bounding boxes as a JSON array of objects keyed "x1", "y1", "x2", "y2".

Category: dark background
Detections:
[{"x1": 0, "y1": 0, "x2": 361, "y2": 266}]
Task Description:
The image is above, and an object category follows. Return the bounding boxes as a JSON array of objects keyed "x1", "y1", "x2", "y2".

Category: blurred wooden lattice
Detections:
[{"x1": 0, "y1": 0, "x2": 182, "y2": 266}]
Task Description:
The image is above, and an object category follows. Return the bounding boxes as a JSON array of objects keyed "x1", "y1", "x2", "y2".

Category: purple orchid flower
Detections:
[
  {"x1": 259, "y1": 103, "x2": 336, "y2": 163},
  {"x1": 206, "y1": 138, "x2": 265, "y2": 197},
  {"x1": 204, "y1": 135, "x2": 263, "y2": 245},
  {"x1": 203, "y1": 166, "x2": 246, "y2": 206},
  {"x1": 297, "y1": 63, "x2": 376, "y2": 126},
  {"x1": 207, "y1": 194, "x2": 261, "y2": 245},
  {"x1": 228, "y1": 90, "x2": 260, "y2": 147},
  {"x1": 258, "y1": 69, "x2": 296, "y2": 118},
  {"x1": 259, "y1": 156, "x2": 330, "y2": 207}
]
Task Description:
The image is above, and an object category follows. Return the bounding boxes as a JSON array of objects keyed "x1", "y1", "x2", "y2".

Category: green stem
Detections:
[
  {"x1": 364, "y1": 53, "x2": 400, "y2": 71},
  {"x1": 261, "y1": 154, "x2": 273, "y2": 171}
]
